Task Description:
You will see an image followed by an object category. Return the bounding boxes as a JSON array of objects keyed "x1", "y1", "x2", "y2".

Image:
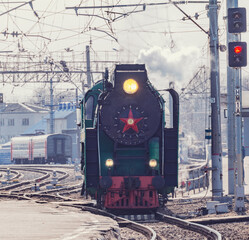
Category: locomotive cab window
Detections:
[{"x1": 85, "y1": 96, "x2": 94, "y2": 120}]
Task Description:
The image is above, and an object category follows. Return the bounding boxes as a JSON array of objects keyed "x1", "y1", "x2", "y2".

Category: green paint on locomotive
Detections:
[
  {"x1": 80, "y1": 81, "x2": 103, "y2": 191},
  {"x1": 99, "y1": 130, "x2": 114, "y2": 176},
  {"x1": 149, "y1": 137, "x2": 160, "y2": 172},
  {"x1": 81, "y1": 81, "x2": 103, "y2": 128}
]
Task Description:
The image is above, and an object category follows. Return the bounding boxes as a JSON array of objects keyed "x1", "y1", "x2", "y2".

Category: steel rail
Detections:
[
  {"x1": 0, "y1": 168, "x2": 21, "y2": 180},
  {"x1": 61, "y1": 204, "x2": 157, "y2": 240},
  {"x1": 0, "y1": 193, "x2": 31, "y2": 200},
  {"x1": 11, "y1": 169, "x2": 69, "y2": 192},
  {"x1": 189, "y1": 215, "x2": 249, "y2": 225},
  {"x1": 156, "y1": 212, "x2": 222, "y2": 240},
  {"x1": 0, "y1": 167, "x2": 81, "y2": 202},
  {"x1": 0, "y1": 169, "x2": 50, "y2": 191},
  {"x1": 22, "y1": 164, "x2": 74, "y2": 169},
  {"x1": 0, "y1": 167, "x2": 69, "y2": 192},
  {"x1": 84, "y1": 206, "x2": 157, "y2": 240}
]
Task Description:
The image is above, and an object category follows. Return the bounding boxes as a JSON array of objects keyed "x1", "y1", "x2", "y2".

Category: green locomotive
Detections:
[{"x1": 79, "y1": 64, "x2": 179, "y2": 210}]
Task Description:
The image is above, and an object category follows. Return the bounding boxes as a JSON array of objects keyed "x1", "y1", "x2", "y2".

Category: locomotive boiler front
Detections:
[{"x1": 100, "y1": 65, "x2": 162, "y2": 145}]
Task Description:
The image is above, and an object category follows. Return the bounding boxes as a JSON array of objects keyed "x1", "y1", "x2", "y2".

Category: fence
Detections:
[{"x1": 176, "y1": 144, "x2": 211, "y2": 197}]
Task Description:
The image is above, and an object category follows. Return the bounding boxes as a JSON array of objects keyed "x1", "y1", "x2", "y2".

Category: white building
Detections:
[{"x1": 0, "y1": 103, "x2": 49, "y2": 143}]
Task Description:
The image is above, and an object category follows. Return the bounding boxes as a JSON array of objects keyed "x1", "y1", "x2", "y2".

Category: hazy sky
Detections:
[{"x1": 0, "y1": 0, "x2": 248, "y2": 102}]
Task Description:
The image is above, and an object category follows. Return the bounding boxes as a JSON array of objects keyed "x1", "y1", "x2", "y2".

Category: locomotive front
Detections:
[{"x1": 82, "y1": 64, "x2": 179, "y2": 210}]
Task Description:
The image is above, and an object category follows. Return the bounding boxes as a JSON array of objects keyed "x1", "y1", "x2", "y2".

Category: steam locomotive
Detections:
[{"x1": 79, "y1": 64, "x2": 179, "y2": 211}]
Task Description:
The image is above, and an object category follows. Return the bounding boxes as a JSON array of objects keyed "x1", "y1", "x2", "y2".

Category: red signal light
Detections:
[
  {"x1": 229, "y1": 42, "x2": 247, "y2": 67},
  {"x1": 234, "y1": 46, "x2": 242, "y2": 54}
]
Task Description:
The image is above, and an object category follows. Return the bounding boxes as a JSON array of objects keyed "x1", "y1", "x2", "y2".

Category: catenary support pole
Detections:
[{"x1": 208, "y1": 0, "x2": 223, "y2": 198}]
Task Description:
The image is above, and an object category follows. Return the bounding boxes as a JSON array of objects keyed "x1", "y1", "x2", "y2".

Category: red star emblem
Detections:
[{"x1": 120, "y1": 109, "x2": 143, "y2": 133}]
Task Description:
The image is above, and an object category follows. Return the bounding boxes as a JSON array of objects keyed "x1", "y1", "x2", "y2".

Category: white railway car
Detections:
[
  {"x1": 11, "y1": 134, "x2": 72, "y2": 164},
  {"x1": 11, "y1": 136, "x2": 31, "y2": 162}
]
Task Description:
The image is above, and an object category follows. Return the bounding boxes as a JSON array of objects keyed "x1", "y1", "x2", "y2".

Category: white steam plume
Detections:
[{"x1": 136, "y1": 46, "x2": 201, "y2": 86}]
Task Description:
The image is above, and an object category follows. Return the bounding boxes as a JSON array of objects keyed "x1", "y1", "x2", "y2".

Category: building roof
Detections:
[{"x1": 0, "y1": 103, "x2": 49, "y2": 113}]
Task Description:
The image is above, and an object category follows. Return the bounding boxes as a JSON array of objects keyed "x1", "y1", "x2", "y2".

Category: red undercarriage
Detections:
[{"x1": 103, "y1": 176, "x2": 159, "y2": 209}]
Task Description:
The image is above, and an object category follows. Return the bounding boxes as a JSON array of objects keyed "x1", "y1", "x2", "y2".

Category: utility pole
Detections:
[
  {"x1": 50, "y1": 76, "x2": 54, "y2": 134},
  {"x1": 76, "y1": 88, "x2": 80, "y2": 162},
  {"x1": 86, "y1": 45, "x2": 92, "y2": 88},
  {"x1": 226, "y1": 0, "x2": 237, "y2": 195},
  {"x1": 208, "y1": 0, "x2": 223, "y2": 198}
]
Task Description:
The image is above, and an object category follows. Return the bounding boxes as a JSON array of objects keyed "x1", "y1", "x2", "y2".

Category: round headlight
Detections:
[
  {"x1": 149, "y1": 159, "x2": 157, "y2": 168},
  {"x1": 105, "y1": 159, "x2": 114, "y2": 168},
  {"x1": 123, "y1": 79, "x2": 138, "y2": 94}
]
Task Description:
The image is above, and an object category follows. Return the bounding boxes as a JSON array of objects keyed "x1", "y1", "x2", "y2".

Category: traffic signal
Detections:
[
  {"x1": 228, "y1": 8, "x2": 247, "y2": 33},
  {"x1": 229, "y1": 42, "x2": 247, "y2": 68},
  {"x1": 0, "y1": 93, "x2": 3, "y2": 103}
]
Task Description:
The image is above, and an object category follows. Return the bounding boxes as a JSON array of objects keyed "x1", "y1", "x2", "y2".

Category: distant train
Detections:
[
  {"x1": 11, "y1": 134, "x2": 72, "y2": 164},
  {"x1": 0, "y1": 142, "x2": 11, "y2": 164},
  {"x1": 79, "y1": 64, "x2": 179, "y2": 210}
]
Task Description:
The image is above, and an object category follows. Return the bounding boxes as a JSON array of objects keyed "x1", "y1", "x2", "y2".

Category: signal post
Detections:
[{"x1": 227, "y1": 4, "x2": 247, "y2": 211}]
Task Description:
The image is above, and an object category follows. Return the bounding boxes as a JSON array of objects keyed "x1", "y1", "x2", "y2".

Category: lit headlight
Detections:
[
  {"x1": 149, "y1": 159, "x2": 157, "y2": 168},
  {"x1": 105, "y1": 159, "x2": 114, "y2": 168},
  {"x1": 123, "y1": 79, "x2": 138, "y2": 94}
]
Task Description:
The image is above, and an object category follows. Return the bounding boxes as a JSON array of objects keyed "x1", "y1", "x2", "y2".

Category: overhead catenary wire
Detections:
[
  {"x1": 0, "y1": 0, "x2": 235, "y2": 103},
  {"x1": 0, "y1": 0, "x2": 213, "y2": 56}
]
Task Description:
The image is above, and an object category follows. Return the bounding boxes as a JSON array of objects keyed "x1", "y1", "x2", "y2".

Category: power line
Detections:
[
  {"x1": 66, "y1": 1, "x2": 213, "y2": 10},
  {"x1": 0, "y1": 0, "x2": 34, "y2": 17},
  {"x1": 171, "y1": 1, "x2": 208, "y2": 35}
]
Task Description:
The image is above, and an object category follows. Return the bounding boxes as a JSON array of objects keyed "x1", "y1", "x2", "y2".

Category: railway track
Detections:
[
  {"x1": 1, "y1": 165, "x2": 248, "y2": 239},
  {"x1": 59, "y1": 202, "x2": 223, "y2": 240},
  {"x1": 0, "y1": 168, "x2": 64, "y2": 192},
  {"x1": 2, "y1": 184, "x2": 245, "y2": 240},
  {"x1": 2, "y1": 167, "x2": 220, "y2": 240},
  {"x1": 0, "y1": 165, "x2": 82, "y2": 201},
  {"x1": 60, "y1": 204, "x2": 157, "y2": 240},
  {"x1": 154, "y1": 212, "x2": 221, "y2": 240},
  {"x1": 0, "y1": 168, "x2": 22, "y2": 181}
]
